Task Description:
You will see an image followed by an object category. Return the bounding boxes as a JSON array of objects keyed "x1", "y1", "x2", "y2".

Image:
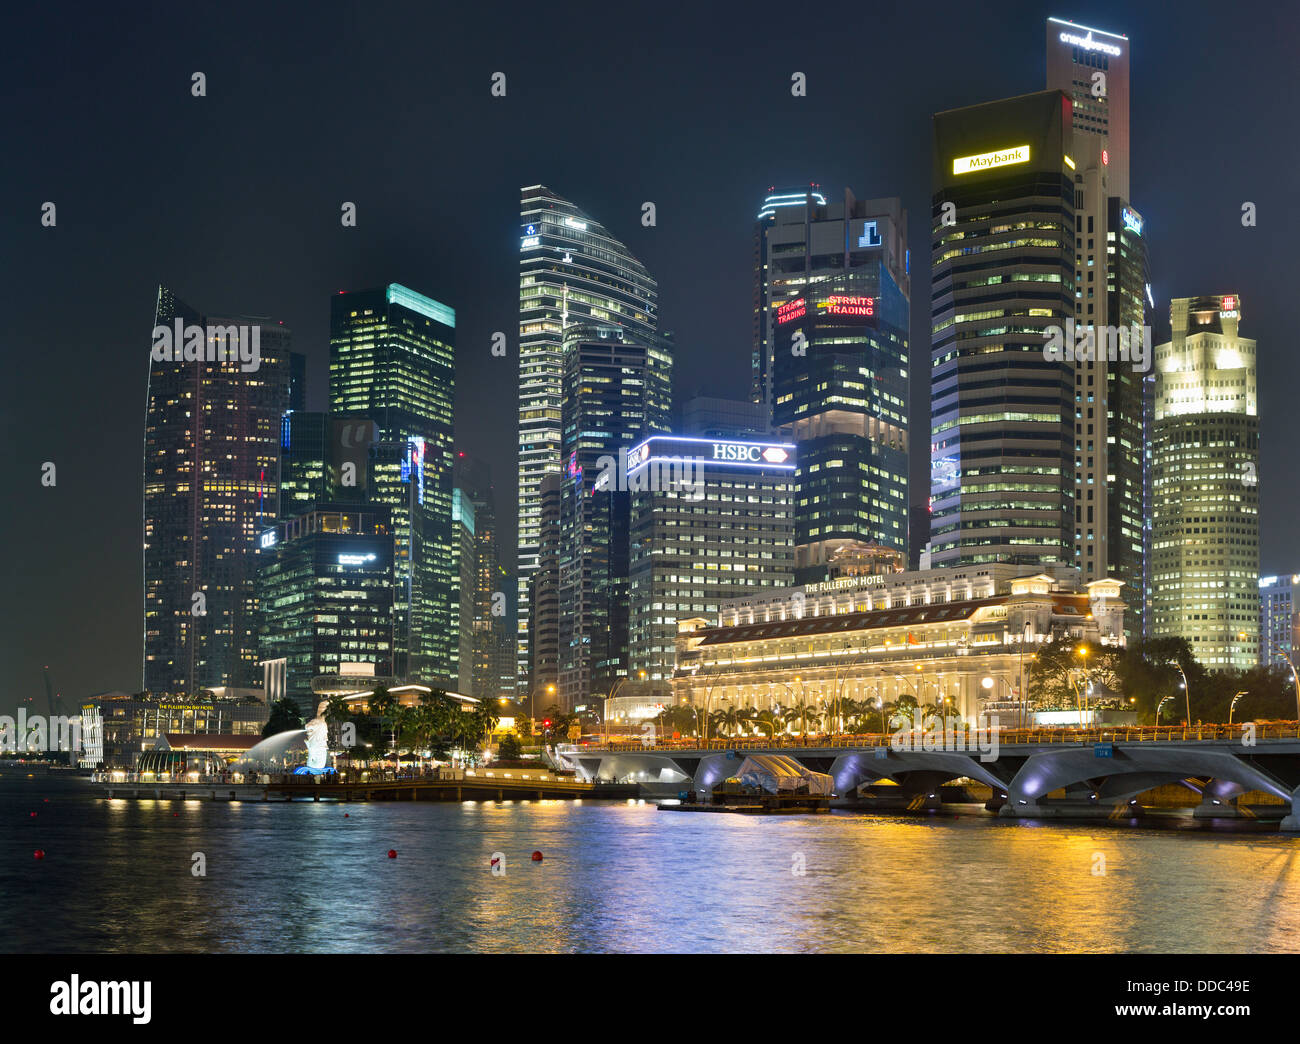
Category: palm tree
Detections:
[
  {"x1": 367, "y1": 686, "x2": 398, "y2": 757},
  {"x1": 884, "y1": 693, "x2": 919, "y2": 731},
  {"x1": 837, "y1": 697, "x2": 861, "y2": 733},
  {"x1": 752, "y1": 709, "x2": 781, "y2": 742}
]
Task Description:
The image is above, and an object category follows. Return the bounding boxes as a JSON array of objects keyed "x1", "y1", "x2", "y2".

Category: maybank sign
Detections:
[{"x1": 952, "y1": 145, "x2": 1031, "y2": 176}]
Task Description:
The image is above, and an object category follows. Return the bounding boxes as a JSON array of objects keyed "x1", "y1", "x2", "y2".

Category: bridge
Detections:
[{"x1": 561, "y1": 725, "x2": 1300, "y2": 827}]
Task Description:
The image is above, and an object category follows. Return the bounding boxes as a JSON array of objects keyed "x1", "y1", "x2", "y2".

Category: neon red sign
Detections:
[
  {"x1": 822, "y1": 295, "x2": 875, "y2": 318},
  {"x1": 776, "y1": 298, "x2": 806, "y2": 324},
  {"x1": 1221, "y1": 295, "x2": 1238, "y2": 311}
]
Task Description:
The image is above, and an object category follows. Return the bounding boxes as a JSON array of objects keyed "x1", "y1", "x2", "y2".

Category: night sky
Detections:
[{"x1": 2, "y1": 0, "x2": 1295, "y2": 710}]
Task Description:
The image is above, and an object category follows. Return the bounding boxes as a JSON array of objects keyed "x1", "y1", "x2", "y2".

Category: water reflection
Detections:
[{"x1": 3, "y1": 781, "x2": 1299, "y2": 953}]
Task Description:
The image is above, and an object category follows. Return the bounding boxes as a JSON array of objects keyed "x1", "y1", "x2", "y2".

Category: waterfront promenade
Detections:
[{"x1": 98, "y1": 765, "x2": 638, "y2": 803}]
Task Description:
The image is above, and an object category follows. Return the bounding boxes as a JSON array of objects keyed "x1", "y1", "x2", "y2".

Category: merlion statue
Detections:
[{"x1": 304, "y1": 700, "x2": 329, "y2": 771}]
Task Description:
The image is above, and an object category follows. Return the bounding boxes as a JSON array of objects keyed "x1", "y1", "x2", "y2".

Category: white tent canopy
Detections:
[{"x1": 732, "y1": 755, "x2": 834, "y2": 796}]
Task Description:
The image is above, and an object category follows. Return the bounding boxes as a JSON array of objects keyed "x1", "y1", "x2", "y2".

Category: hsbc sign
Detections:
[
  {"x1": 711, "y1": 442, "x2": 790, "y2": 464},
  {"x1": 713, "y1": 443, "x2": 762, "y2": 462}
]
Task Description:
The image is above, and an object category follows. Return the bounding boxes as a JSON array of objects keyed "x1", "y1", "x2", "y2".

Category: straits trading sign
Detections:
[
  {"x1": 952, "y1": 145, "x2": 1031, "y2": 176},
  {"x1": 819, "y1": 294, "x2": 875, "y2": 319}
]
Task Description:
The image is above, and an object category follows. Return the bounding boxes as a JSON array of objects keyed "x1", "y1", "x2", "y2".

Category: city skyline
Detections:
[{"x1": 3, "y1": 0, "x2": 1296, "y2": 709}]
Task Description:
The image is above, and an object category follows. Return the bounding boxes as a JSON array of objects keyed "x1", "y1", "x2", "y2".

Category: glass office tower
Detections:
[
  {"x1": 517, "y1": 186, "x2": 657, "y2": 690},
  {"x1": 763, "y1": 190, "x2": 910, "y2": 581},
  {"x1": 929, "y1": 91, "x2": 1077, "y2": 569},
  {"x1": 143, "y1": 286, "x2": 295, "y2": 697},
  {"x1": 329, "y1": 284, "x2": 455, "y2": 683},
  {"x1": 257, "y1": 505, "x2": 395, "y2": 716},
  {"x1": 555, "y1": 324, "x2": 672, "y2": 710},
  {"x1": 627, "y1": 434, "x2": 795, "y2": 688}
]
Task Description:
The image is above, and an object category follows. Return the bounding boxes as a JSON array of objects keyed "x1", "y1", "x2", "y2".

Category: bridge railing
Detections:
[{"x1": 586, "y1": 722, "x2": 1300, "y2": 754}]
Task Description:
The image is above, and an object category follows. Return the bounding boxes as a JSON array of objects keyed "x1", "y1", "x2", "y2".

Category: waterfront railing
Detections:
[{"x1": 591, "y1": 722, "x2": 1300, "y2": 753}]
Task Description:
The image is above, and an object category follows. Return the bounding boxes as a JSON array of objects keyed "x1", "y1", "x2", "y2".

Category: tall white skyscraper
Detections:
[
  {"x1": 516, "y1": 186, "x2": 657, "y2": 687},
  {"x1": 1150, "y1": 295, "x2": 1259, "y2": 670}
]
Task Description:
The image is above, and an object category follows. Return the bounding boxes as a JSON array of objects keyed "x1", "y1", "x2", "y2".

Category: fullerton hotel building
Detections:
[{"x1": 670, "y1": 564, "x2": 1127, "y2": 725}]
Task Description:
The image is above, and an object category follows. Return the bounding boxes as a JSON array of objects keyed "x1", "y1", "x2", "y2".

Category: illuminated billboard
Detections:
[
  {"x1": 776, "y1": 298, "x2": 806, "y2": 325},
  {"x1": 952, "y1": 145, "x2": 1031, "y2": 175},
  {"x1": 820, "y1": 295, "x2": 875, "y2": 319},
  {"x1": 624, "y1": 436, "x2": 796, "y2": 474}
]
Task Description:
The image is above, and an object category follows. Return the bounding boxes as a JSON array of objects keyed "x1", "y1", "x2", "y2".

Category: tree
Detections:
[
  {"x1": 367, "y1": 686, "x2": 399, "y2": 755},
  {"x1": 883, "y1": 693, "x2": 918, "y2": 730},
  {"x1": 263, "y1": 698, "x2": 303, "y2": 737},
  {"x1": 713, "y1": 705, "x2": 744, "y2": 737},
  {"x1": 497, "y1": 733, "x2": 522, "y2": 761},
  {"x1": 471, "y1": 699, "x2": 501, "y2": 749},
  {"x1": 752, "y1": 709, "x2": 782, "y2": 741},
  {"x1": 538, "y1": 704, "x2": 576, "y2": 743}
]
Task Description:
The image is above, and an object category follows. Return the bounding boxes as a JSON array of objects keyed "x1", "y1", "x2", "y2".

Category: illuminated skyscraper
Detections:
[
  {"x1": 1150, "y1": 295, "x2": 1259, "y2": 670},
  {"x1": 1045, "y1": 17, "x2": 1130, "y2": 201},
  {"x1": 930, "y1": 91, "x2": 1077, "y2": 569},
  {"x1": 556, "y1": 324, "x2": 672, "y2": 710},
  {"x1": 516, "y1": 186, "x2": 657, "y2": 689},
  {"x1": 1259, "y1": 575, "x2": 1299, "y2": 670},
  {"x1": 627, "y1": 432, "x2": 795, "y2": 689},
  {"x1": 455, "y1": 452, "x2": 515, "y2": 700},
  {"x1": 257, "y1": 505, "x2": 396, "y2": 716},
  {"x1": 329, "y1": 284, "x2": 455, "y2": 682},
  {"x1": 143, "y1": 286, "x2": 296, "y2": 697},
  {"x1": 1046, "y1": 19, "x2": 1147, "y2": 621},
  {"x1": 762, "y1": 190, "x2": 910, "y2": 581},
  {"x1": 752, "y1": 184, "x2": 828, "y2": 413}
]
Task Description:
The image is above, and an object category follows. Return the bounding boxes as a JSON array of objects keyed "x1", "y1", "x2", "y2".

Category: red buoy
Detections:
[
  {"x1": 531, "y1": 850, "x2": 544, "y2": 862},
  {"x1": 33, "y1": 849, "x2": 45, "y2": 860},
  {"x1": 344, "y1": 813, "x2": 350, "y2": 818},
  {"x1": 387, "y1": 849, "x2": 397, "y2": 859}
]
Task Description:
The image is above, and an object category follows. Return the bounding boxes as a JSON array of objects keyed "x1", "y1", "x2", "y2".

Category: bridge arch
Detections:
[{"x1": 1001, "y1": 747, "x2": 1289, "y2": 817}]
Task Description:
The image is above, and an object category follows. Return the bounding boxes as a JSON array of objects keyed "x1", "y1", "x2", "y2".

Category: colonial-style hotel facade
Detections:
[{"x1": 670, "y1": 565, "x2": 1126, "y2": 724}]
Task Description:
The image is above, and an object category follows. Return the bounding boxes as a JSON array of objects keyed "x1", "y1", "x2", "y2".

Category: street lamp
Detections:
[
  {"x1": 869, "y1": 694, "x2": 886, "y2": 736},
  {"x1": 832, "y1": 653, "x2": 867, "y2": 744},
  {"x1": 1156, "y1": 694, "x2": 1173, "y2": 726},
  {"x1": 1279, "y1": 651, "x2": 1300, "y2": 725},
  {"x1": 1073, "y1": 644, "x2": 1092, "y2": 726},
  {"x1": 982, "y1": 675, "x2": 1020, "y2": 732},
  {"x1": 529, "y1": 682, "x2": 555, "y2": 729},
  {"x1": 1229, "y1": 690, "x2": 1248, "y2": 725},
  {"x1": 1168, "y1": 659, "x2": 1191, "y2": 727}
]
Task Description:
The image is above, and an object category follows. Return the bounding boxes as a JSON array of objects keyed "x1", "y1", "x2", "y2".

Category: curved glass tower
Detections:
[{"x1": 516, "y1": 186, "x2": 657, "y2": 688}]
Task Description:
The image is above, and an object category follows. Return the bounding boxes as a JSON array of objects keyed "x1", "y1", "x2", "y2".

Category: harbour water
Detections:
[{"x1": 4, "y1": 777, "x2": 1300, "y2": 953}]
